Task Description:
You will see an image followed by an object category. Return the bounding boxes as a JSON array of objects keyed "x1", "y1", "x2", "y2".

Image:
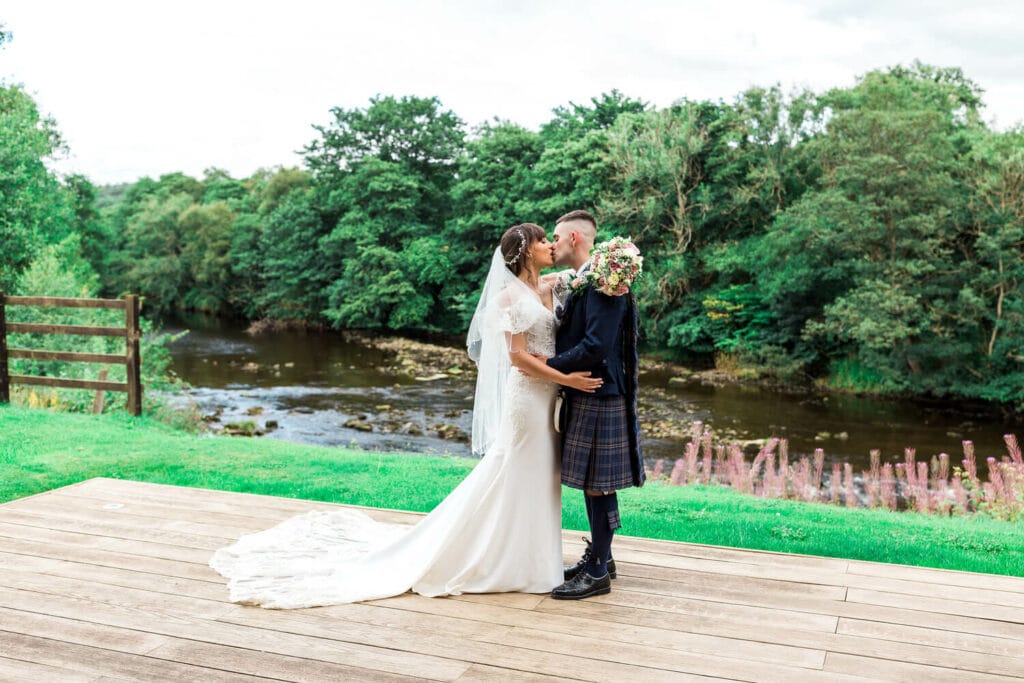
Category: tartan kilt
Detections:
[{"x1": 561, "y1": 394, "x2": 634, "y2": 491}]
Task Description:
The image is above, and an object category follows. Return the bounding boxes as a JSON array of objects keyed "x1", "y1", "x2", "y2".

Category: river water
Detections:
[{"x1": 164, "y1": 316, "x2": 1019, "y2": 472}]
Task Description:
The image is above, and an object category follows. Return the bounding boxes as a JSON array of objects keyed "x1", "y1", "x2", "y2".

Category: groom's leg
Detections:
[{"x1": 585, "y1": 491, "x2": 618, "y2": 578}]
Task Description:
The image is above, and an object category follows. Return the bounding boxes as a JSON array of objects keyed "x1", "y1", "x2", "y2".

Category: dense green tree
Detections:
[
  {"x1": 0, "y1": 84, "x2": 73, "y2": 292},
  {"x1": 956, "y1": 128, "x2": 1024, "y2": 405},
  {"x1": 257, "y1": 190, "x2": 329, "y2": 321},
  {"x1": 111, "y1": 193, "x2": 192, "y2": 315},
  {"x1": 529, "y1": 91, "x2": 648, "y2": 222},
  {"x1": 179, "y1": 201, "x2": 234, "y2": 312},
  {"x1": 755, "y1": 64, "x2": 984, "y2": 387},
  {"x1": 442, "y1": 122, "x2": 544, "y2": 322},
  {"x1": 308, "y1": 96, "x2": 465, "y2": 330}
]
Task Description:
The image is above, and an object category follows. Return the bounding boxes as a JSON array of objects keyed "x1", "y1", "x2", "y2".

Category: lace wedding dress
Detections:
[{"x1": 210, "y1": 266, "x2": 562, "y2": 608}]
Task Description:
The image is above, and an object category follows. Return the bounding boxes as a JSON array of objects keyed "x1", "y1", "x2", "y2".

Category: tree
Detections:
[
  {"x1": 112, "y1": 193, "x2": 193, "y2": 315},
  {"x1": 756, "y1": 64, "x2": 985, "y2": 388},
  {"x1": 957, "y1": 128, "x2": 1024, "y2": 406},
  {"x1": 442, "y1": 122, "x2": 544, "y2": 324},
  {"x1": 180, "y1": 201, "x2": 235, "y2": 312},
  {"x1": 307, "y1": 96, "x2": 466, "y2": 330},
  {"x1": 0, "y1": 84, "x2": 73, "y2": 292},
  {"x1": 257, "y1": 190, "x2": 330, "y2": 321},
  {"x1": 530, "y1": 91, "x2": 648, "y2": 221}
]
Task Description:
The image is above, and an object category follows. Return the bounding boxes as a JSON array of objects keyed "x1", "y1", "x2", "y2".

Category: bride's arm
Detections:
[
  {"x1": 540, "y1": 269, "x2": 573, "y2": 286},
  {"x1": 506, "y1": 332, "x2": 602, "y2": 392}
]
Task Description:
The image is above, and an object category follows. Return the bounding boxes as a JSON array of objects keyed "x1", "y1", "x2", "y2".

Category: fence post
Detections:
[
  {"x1": 0, "y1": 292, "x2": 8, "y2": 404},
  {"x1": 125, "y1": 295, "x2": 141, "y2": 416}
]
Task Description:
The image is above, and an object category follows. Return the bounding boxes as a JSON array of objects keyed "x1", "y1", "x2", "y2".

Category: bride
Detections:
[{"x1": 209, "y1": 223, "x2": 602, "y2": 608}]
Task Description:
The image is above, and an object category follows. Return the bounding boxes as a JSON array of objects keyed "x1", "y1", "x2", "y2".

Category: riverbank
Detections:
[{"x1": 3, "y1": 403, "x2": 1022, "y2": 577}]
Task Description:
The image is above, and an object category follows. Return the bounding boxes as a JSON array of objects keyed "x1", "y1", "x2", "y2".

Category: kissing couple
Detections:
[{"x1": 211, "y1": 209, "x2": 645, "y2": 607}]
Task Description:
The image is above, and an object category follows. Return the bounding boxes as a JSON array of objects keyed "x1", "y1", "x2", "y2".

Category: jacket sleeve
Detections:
[{"x1": 547, "y1": 288, "x2": 628, "y2": 374}]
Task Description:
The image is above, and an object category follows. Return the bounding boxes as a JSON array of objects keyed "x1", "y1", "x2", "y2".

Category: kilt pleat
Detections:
[{"x1": 561, "y1": 394, "x2": 633, "y2": 491}]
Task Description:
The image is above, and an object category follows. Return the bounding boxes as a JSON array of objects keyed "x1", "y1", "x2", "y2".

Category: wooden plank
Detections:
[
  {"x1": 530, "y1": 586, "x2": 839, "y2": 633},
  {"x1": 219, "y1": 608, "x2": 700, "y2": 683},
  {"x1": 839, "y1": 570, "x2": 1024, "y2": 609},
  {"x1": 0, "y1": 521, "x2": 214, "y2": 565},
  {"x1": 92, "y1": 367, "x2": 109, "y2": 414},
  {"x1": 0, "y1": 497, "x2": 260, "y2": 544},
  {"x1": 145, "y1": 639, "x2": 421, "y2": 682},
  {"x1": 8, "y1": 348, "x2": 126, "y2": 364},
  {"x1": 532, "y1": 594, "x2": 1024, "y2": 675},
  {"x1": 9, "y1": 375, "x2": 128, "y2": 392},
  {"x1": 0, "y1": 631, "x2": 277, "y2": 682},
  {"x1": 2, "y1": 495, "x2": 255, "y2": 540},
  {"x1": 48, "y1": 483, "x2": 325, "y2": 521},
  {"x1": 0, "y1": 505, "x2": 232, "y2": 550},
  {"x1": 5, "y1": 606, "x2": 419, "y2": 682},
  {"x1": 0, "y1": 606, "x2": 170, "y2": 655},
  {"x1": 594, "y1": 533, "x2": 852, "y2": 572},
  {"x1": 824, "y1": 651, "x2": 1022, "y2": 683},
  {"x1": 0, "y1": 551, "x2": 226, "y2": 602},
  {"x1": 596, "y1": 544, "x2": 852, "y2": 588},
  {"x1": 0, "y1": 587, "x2": 470, "y2": 681},
  {"x1": 604, "y1": 555, "x2": 848, "y2": 600},
  {"x1": 0, "y1": 536, "x2": 216, "y2": 582},
  {"x1": 847, "y1": 587, "x2": 1024, "y2": 623},
  {"x1": 0, "y1": 656, "x2": 97, "y2": 683},
  {"x1": 838, "y1": 617, "x2": 1024, "y2": 660},
  {"x1": 4, "y1": 295, "x2": 126, "y2": 310},
  {"x1": 457, "y1": 664, "x2": 578, "y2": 682},
  {"x1": 0, "y1": 568, "x2": 231, "y2": 619},
  {"x1": 833, "y1": 599, "x2": 1024, "y2": 642},
  {"x1": 482, "y1": 626, "x2": 862, "y2": 683},
  {"x1": 125, "y1": 294, "x2": 141, "y2": 415},
  {"x1": 6, "y1": 322, "x2": 126, "y2": 337},
  {"x1": 368, "y1": 593, "x2": 826, "y2": 669},
  {"x1": 606, "y1": 573, "x2": 846, "y2": 613},
  {"x1": 58, "y1": 477, "x2": 426, "y2": 525},
  {"x1": 845, "y1": 560, "x2": 1024, "y2": 594}
]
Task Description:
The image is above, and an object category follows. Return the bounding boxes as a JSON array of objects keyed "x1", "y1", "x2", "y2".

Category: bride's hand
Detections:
[{"x1": 567, "y1": 371, "x2": 603, "y2": 393}]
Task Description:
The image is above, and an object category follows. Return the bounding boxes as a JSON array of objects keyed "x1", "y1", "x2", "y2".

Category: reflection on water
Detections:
[{"x1": 163, "y1": 314, "x2": 1019, "y2": 470}]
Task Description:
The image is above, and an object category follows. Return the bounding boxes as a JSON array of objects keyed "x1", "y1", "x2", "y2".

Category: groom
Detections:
[{"x1": 544, "y1": 209, "x2": 644, "y2": 600}]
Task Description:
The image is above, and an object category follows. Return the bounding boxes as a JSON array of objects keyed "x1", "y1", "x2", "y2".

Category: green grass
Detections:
[{"x1": 3, "y1": 403, "x2": 1022, "y2": 577}]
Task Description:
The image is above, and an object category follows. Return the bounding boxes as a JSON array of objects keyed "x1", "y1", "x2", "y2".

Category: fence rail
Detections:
[{"x1": 0, "y1": 293, "x2": 142, "y2": 415}]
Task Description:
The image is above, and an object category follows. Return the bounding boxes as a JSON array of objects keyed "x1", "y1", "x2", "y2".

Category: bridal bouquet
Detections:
[{"x1": 576, "y1": 236, "x2": 643, "y2": 297}]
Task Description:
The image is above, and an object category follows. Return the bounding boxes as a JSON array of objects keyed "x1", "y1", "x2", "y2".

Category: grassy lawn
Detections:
[{"x1": 2, "y1": 403, "x2": 1022, "y2": 577}]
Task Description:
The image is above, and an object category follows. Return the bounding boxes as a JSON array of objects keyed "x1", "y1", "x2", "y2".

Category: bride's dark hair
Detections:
[{"x1": 500, "y1": 223, "x2": 545, "y2": 275}]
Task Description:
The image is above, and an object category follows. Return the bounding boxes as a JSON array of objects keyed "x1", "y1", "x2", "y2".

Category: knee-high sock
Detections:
[
  {"x1": 586, "y1": 493, "x2": 619, "y2": 576},
  {"x1": 584, "y1": 494, "x2": 595, "y2": 535}
]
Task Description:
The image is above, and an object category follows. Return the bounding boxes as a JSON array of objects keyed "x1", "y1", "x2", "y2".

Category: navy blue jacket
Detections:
[
  {"x1": 548, "y1": 283, "x2": 645, "y2": 487},
  {"x1": 548, "y1": 286, "x2": 629, "y2": 397}
]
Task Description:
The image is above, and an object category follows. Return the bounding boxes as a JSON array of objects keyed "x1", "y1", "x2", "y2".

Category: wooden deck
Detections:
[{"x1": 0, "y1": 479, "x2": 1022, "y2": 682}]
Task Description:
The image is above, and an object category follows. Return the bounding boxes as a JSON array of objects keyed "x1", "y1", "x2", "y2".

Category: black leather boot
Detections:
[{"x1": 551, "y1": 570, "x2": 612, "y2": 600}]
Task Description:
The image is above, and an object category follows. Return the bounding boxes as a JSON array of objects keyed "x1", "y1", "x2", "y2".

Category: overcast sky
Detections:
[{"x1": 2, "y1": 0, "x2": 1022, "y2": 185}]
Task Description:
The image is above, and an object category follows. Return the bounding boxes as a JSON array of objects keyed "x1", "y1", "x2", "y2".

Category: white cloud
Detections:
[{"x1": 2, "y1": 0, "x2": 1021, "y2": 184}]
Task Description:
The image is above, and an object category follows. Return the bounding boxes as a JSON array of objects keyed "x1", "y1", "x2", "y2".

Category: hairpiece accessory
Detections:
[{"x1": 505, "y1": 227, "x2": 529, "y2": 267}]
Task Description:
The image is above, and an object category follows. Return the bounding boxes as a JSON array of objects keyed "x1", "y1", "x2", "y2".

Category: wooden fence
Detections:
[{"x1": 0, "y1": 294, "x2": 142, "y2": 415}]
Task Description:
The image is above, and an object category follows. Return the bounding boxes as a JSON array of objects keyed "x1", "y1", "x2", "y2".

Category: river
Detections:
[{"x1": 164, "y1": 315, "x2": 1019, "y2": 472}]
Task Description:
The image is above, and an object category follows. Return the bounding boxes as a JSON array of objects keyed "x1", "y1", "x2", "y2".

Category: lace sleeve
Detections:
[{"x1": 492, "y1": 292, "x2": 545, "y2": 336}]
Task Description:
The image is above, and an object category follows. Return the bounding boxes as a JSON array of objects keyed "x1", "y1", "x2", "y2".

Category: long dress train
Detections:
[{"x1": 210, "y1": 291, "x2": 561, "y2": 608}]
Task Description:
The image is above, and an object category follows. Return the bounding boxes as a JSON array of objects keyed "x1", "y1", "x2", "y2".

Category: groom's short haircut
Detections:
[
  {"x1": 557, "y1": 209, "x2": 597, "y2": 231},
  {"x1": 556, "y1": 209, "x2": 597, "y2": 241}
]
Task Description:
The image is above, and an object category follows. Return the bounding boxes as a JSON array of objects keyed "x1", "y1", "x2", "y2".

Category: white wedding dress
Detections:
[{"x1": 210, "y1": 268, "x2": 563, "y2": 608}]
